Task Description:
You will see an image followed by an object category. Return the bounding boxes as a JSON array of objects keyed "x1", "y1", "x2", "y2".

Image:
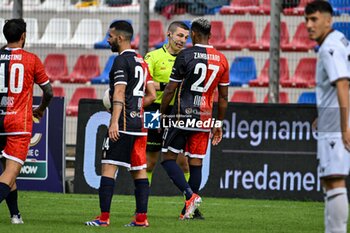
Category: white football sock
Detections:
[{"x1": 326, "y1": 188, "x2": 348, "y2": 233}]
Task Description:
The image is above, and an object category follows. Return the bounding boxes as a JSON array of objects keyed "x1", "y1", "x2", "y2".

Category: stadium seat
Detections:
[
  {"x1": 283, "y1": 0, "x2": 313, "y2": 15},
  {"x1": 38, "y1": 18, "x2": 71, "y2": 46},
  {"x1": 229, "y1": 57, "x2": 257, "y2": 86},
  {"x1": 68, "y1": 19, "x2": 103, "y2": 48},
  {"x1": 60, "y1": 55, "x2": 100, "y2": 83},
  {"x1": 263, "y1": 92, "x2": 289, "y2": 104},
  {"x1": 280, "y1": 58, "x2": 316, "y2": 88},
  {"x1": 52, "y1": 86, "x2": 66, "y2": 97},
  {"x1": 0, "y1": 18, "x2": 6, "y2": 45},
  {"x1": 208, "y1": 21, "x2": 226, "y2": 48},
  {"x1": 230, "y1": 90, "x2": 256, "y2": 103},
  {"x1": 216, "y1": 21, "x2": 256, "y2": 50},
  {"x1": 24, "y1": 18, "x2": 39, "y2": 46},
  {"x1": 249, "y1": 58, "x2": 289, "y2": 87},
  {"x1": 297, "y1": 92, "x2": 316, "y2": 104},
  {"x1": 248, "y1": 21, "x2": 289, "y2": 51},
  {"x1": 66, "y1": 87, "x2": 97, "y2": 116},
  {"x1": 38, "y1": 0, "x2": 71, "y2": 9},
  {"x1": 219, "y1": 0, "x2": 259, "y2": 15},
  {"x1": 44, "y1": 53, "x2": 69, "y2": 83},
  {"x1": 250, "y1": 0, "x2": 270, "y2": 15},
  {"x1": 91, "y1": 55, "x2": 117, "y2": 84},
  {"x1": 131, "y1": 20, "x2": 165, "y2": 49},
  {"x1": 329, "y1": 0, "x2": 350, "y2": 16},
  {"x1": 333, "y1": 22, "x2": 350, "y2": 40},
  {"x1": 281, "y1": 22, "x2": 317, "y2": 52}
]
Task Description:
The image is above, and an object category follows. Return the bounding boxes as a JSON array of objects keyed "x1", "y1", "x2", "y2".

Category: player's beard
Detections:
[
  {"x1": 22, "y1": 39, "x2": 25, "y2": 48},
  {"x1": 110, "y1": 42, "x2": 119, "y2": 53}
]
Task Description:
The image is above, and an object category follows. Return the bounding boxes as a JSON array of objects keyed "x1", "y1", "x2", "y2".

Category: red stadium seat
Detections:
[
  {"x1": 216, "y1": 21, "x2": 256, "y2": 50},
  {"x1": 230, "y1": 90, "x2": 256, "y2": 103},
  {"x1": 263, "y1": 92, "x2": 289, "y2": 104},
  {"x1": 281, "y1": 22, "x2": 317, "y2": 52},
  {"x1": 60, "y1": 55, "x2": 100, "y2": 83},
  {"x1": 66, "y1": 87, "x2": 97, "y2": 116},
  {"x1": 208, "y1": 21, "x2": 226, "y2": 48},
  {"x1": 248, "y1": 21, "x2": 289, "y2": 51},
  {"x1": 131, "y1": 20, "x2": 165, "y2": 48},
  {"x1": 52, "y1": 86, "x2": 65, "y2": 97},
  {"x1": 283, "y1": 0, "x2": 313, "y2": 15},
  {"x1": 220, "y1": 0, "x2": 259, "y2": 15},
  {"x1": 280, "y1": 58, "x2": 316, "y2": 88},
  {"x1": 250, "y1": 0, "x2": 271, "y2": 15},
  {"x1": 44, "y1": 54, "x2": 68, "y2": 83},
  {"x1": 249, "y1": 58, "x2": 289, "y2": 87}
]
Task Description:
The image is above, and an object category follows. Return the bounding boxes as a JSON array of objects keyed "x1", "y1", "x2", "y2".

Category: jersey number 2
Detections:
[
  {"x1": 191, "y1": 63, "x2": 219, "y2": 92},
  {"x1": 0, "y1": 63, "x2": 24, "y2": 94},
  {"x1": 133, "y1": 65, "x2": 145, "y2": 96}
]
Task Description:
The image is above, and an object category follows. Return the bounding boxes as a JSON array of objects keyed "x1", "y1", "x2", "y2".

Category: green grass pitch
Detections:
[{"x1": 0, "y1": 191, "x2": 324, "y2": 232}]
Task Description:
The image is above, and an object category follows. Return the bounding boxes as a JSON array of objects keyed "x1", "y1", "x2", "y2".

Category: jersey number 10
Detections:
[{"x1": 0, "y1": 63, "x2": 24, "y2": 94}]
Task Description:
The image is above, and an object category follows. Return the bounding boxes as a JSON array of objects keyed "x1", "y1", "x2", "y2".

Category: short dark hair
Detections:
[
  {"x1": 109, "y1": 20, "x2": 133, "y2": 41},
  {"x1": 191, "y1": 18, "x2": 211, "y2": 36},
  {"x1": 305, "y1": 0, "x2": 333, "y2": 15},
  {"x1": 168, "y1": 21, "x2": 190, "y2": 33},
  {"x1": 3, "y1": 18, "x2": 26, "y2": 43}
]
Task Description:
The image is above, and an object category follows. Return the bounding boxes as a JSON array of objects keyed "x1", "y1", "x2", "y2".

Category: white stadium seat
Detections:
[
  {"x1": 24, "y1": 18, "x2": 39, "y2": 46},
  {"x1": 67, "y1": 18, "x2": 102, "y2": 48},
  {"x1": 38, "y1": 18, "x2": 71, "y2": 46}
]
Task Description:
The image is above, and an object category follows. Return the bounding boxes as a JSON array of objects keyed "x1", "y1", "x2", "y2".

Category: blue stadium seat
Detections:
[
  {"x1": 94, "y1": 19, "x2": 132, "y2": 49},
  {"x1": 297, "y1": 92, "x2": 316, "y2": 104},
  {"x1": 329, "y1": 0, "x2": 350, "y2": 16},
  {"x1": 91, "y1": 55, "x2": 117, "y2": 84},
  {"x1": 229, "y1": 57, "x2": 257, "y2": 86},
  {"x1": 154, "y1": 20, "x2": 192, "y2": 49},
  {"x1": 333, "y1": 22, "x2": 350, "y2": 40}
]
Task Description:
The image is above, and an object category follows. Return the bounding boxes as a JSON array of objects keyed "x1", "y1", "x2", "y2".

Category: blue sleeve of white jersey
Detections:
[
  {"x1": 321, "y1": 46, "x2": 350, "y2": 84},
  {"x1": 112, "y1": 56, "x2": 128, "y2": 86},
  {"x1": 169, "y1": 52, "x2": 185, "y2": 83}
]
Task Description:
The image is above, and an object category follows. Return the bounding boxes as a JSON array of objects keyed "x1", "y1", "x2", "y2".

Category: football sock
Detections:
[
  {"x1": 99, "y1": 176, "x2": 115, "y2": 218},
  {"x1": 188, "y1": 165, "x2": 202, "y2": 194},
  {"x1": 326, "y1": 187, "x2": 348, "y2": 233},
  {"x1": 161, "y1": 160, "x2": 193, "y2": 200},
  {"x1": 0, "y1": 182, "x2": 11, "y2": 203},
  {"x1": 134, "y1": 178, "x2": 149, "y2": 213},
  {"x1": 146, "y1": 171, "x2": 153, "y2": 185},
  {"x1": 6, "y1": 189, "x2": 19, "y2": 216}
]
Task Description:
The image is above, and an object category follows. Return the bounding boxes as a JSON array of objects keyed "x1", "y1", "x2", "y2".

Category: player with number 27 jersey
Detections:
[
  {"x1": 169, "y1": 44, "x2": 229, "y2": 131},
  {"x1": 0, "y1": 48, "x2": 49, "y2": 135}
]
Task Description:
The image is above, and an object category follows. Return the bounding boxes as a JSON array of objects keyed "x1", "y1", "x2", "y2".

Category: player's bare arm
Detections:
[
  {"x1": 212, "y1": 85, "x2": 228, "y2": 146},
  {"x1": 143, "y1": 82, "x2": 156, "y2": 107},
  {"x1": 109, "y1": 84, "x2": 125, "y2": 141},
  {"x1": 336, "y1": 78, "x2": 350, "y2": 150},
  {"x1": 160, "y1": 81, "x2": 178, "y2": 115},
  {"x1": 33, "y1": 83, "x2": 53, "y2": 120}
]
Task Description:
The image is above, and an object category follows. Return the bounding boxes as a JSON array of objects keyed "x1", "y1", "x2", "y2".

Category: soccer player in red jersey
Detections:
[
  {"x1": 160, "y1": 18, "x2": 229, "y2": 219},
  {"x1": 0, "y1": 18, "x2": 53, "y2": 223},
  {"x1": 85, "y1": 20, "x2": 156, "y2": 227}
]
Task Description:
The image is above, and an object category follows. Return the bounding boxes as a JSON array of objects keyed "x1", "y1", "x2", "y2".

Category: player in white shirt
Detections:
[{"x1": 305, "y1": 1, "x2": 350, "y2": 233}]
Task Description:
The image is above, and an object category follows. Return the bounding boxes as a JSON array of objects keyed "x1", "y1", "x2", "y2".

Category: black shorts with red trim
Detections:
[{"x1": 101, "y1": 132, "x2": 147, "y2": 171}]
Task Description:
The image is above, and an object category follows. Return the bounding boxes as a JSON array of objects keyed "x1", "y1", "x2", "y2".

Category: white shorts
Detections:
[{"x1": 317, "y1": 137, "x2": 350, "y2": 178}]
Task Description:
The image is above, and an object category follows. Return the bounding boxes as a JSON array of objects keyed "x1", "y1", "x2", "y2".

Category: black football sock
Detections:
[
  {"x1": 0, "y1": 182, "x2": 11, "y2": 203},
  {"x1": 6, "y1": 189, "x2": 19, "y2": 216},
  {"x1": 99, "y1": 176, "x2": 115, "y2": 213},
  {"x1": 134, "y1": 178, "x2": 149, "y2": 214}
]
